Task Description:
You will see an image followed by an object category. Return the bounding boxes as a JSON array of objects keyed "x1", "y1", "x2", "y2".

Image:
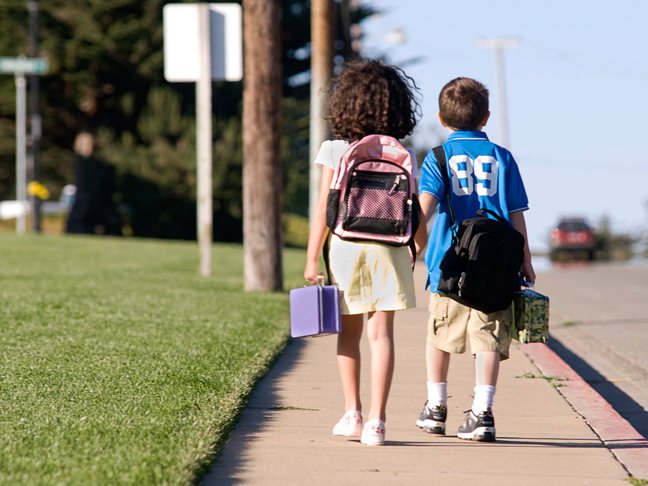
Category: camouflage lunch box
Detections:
[{"x1": 512, "y1": 289, "x2": 549, "y2": 343}]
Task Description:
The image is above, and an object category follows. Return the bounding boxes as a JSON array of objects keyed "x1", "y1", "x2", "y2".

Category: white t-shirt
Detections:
[{"x1": 314, "y1": 139, "x2": 419, "y2": 179}]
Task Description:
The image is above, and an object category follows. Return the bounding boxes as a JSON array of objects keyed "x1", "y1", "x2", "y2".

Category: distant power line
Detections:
[
  {"x1": 517, "y1": 154, "x2": 648, "y2": 174},
  {"x1": 524, "y1": 42, "x2": 648, "y2": 82}
]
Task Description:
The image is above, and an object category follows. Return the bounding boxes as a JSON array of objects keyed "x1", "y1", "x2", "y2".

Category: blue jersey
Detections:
[{"x1": 419, "y1": 130, "x2": 529, "y2": 292}]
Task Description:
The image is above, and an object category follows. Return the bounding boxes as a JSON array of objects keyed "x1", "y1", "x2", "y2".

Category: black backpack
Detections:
[{"x1": 433, "y1": 146, "x2": 525, "y2": 314}]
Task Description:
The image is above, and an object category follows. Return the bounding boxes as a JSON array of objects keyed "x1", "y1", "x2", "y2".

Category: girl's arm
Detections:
[
  {"x1": 304, "y1": 166, "x2": 335, "y2": 284},
  {"x1": 509, "y1": 210, "x2": 536, "y2": 285}
]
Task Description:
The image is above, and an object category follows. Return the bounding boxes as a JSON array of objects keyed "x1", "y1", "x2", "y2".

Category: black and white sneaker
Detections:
[
  {"x1": 457, "y1": 408, "x2": 496, "y2": 442},
  {"x1": 416, "y1": 401, "x2": 446, "y2": 435}
]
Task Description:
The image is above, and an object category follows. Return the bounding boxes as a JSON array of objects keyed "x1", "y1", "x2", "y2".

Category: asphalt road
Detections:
[{"x1": 534, "y1": 259, "x2": 648, "y2": 440}]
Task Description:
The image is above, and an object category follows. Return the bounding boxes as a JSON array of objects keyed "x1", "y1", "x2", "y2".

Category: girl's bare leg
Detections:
[
  {"x1": 365, "y1": 310, "x2": 395, "y2": 422},
  {"x1": 337, "y1": 313, "x2": 364, "y2": 412}
]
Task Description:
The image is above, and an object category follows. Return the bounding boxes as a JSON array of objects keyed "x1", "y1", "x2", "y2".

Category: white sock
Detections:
[
  {"x1": 426, "y1": 381, "x2": 447, "y2": 407},
  {"x1": 472, "y1": 385, "x2": 496, "y2": 414}
]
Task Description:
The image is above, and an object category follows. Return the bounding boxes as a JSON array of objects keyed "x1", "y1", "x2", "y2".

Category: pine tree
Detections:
[{"x1": 0, "y1": 0, "x2": 375, "y2": 240}]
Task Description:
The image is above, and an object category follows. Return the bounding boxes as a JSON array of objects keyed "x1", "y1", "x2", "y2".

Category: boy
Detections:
[{"x1": 414, "y1": 77, "x2": 535, "y2": 442}]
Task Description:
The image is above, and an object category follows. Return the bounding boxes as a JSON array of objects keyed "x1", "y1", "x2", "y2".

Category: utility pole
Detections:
[
  {"x1": 196, "y1": 3, "x2": 212, "y2": 277},
  {"x1": 476, "y1": 38, "x2": 520, "y2": 149},
  {"x1": 242, "y1": 0, "x2": 283, "y2": 291},
  {"x1": 308, "y1": 0, "x2": 333, "y2": 221},
  {"x1": 16, "y1": 69, "x2": 27, "y2": 235},
  {"x1": 28, "y1": 0, "x2": 41, "y2": 232}
]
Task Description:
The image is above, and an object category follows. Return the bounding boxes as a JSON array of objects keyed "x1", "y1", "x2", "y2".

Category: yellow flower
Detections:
[{"x1": 27, "y1": 181, "x2": 51, "y2": 200}]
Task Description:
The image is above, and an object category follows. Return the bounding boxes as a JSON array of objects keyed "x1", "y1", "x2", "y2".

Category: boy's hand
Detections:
[
  {"x1": 414, "y1": 240, "x2": 424, "y2": 259},
  {"x1": 521, "y1": 261, "x2": 536, "y2": 285},
  {"x1": 509, "y1": 211, "x2": 536, "y2": 285}
]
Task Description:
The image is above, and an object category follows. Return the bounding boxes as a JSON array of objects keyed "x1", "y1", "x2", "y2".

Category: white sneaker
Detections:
[
  {"x1": 332, "y1": 410, "x2": 363, "y2": 437},
  {"x1": 360, "y1": 419, "x2": 385, "y2": 446}
]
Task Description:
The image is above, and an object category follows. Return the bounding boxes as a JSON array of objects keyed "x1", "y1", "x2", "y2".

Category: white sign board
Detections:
[
  {"x1": 163, "y1": 3, "x2": 242, "y2": 82},
  {"x1": 0, "y1": 201, "x2": 30, "y2": 220}
]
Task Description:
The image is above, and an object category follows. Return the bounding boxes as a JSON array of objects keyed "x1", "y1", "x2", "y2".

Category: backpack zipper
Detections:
[
  {"x1": 458, "y1": 272, "x2": 467, "y2": 294},
  {"x1": 388, "y1": 175, "x2": 401, "y2": 195},
  {"x1": 348, "y1": 160, "x2": 410, "y2": 193}
]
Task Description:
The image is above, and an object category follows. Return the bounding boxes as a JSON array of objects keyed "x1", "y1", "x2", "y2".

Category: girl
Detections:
[{"x1": 304, "y1": 60, "x2": 420, "y2": 446}]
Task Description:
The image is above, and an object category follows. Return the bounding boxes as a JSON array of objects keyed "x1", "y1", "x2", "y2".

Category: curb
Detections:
[{"x1": 520, "y1": 342, "x2": 648, "y2": 479}]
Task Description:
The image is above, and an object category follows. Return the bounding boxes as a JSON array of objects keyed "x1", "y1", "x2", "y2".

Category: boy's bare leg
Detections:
[
  {"x1": 337, "y1": 313, "x2": 364, "y2": 413},
  {"x1": 470, "y1": 350, "x2": 500, "y2": 416},
  {"x1": 475, "y1": 350, "x2": 500, "y2": 386},
  {"x1": 458, "y1": 350, "x2": 499, "y2": 442},
  {"x1": 426, "y1": 345, "x2": 450, "y2": 382},
  {"x1": 418, "y1": 345, "x2": 450, "y2": 435},
  {"x1": 365, "y1": 310, "x2": 395, "y2": 422}
]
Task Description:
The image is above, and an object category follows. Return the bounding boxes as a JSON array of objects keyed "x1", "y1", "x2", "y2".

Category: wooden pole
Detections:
[
  {"x1": 197, "y1": 3, "x2": 213, "y2": 277},
  {"x1": 308, "y1": 0, "x2": 333, "y2": 222},
  {"x1": 28, "y1": 0, "x2": 42, "y2": 232},
  {"x1": 242, "y1": 0, "x2": 283, "y2": 292}
]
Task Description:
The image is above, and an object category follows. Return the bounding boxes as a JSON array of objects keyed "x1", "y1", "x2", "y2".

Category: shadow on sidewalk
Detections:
[
  {"x1": 548, "y1": 338, "x2": 648, "y2": 441},
  {"x1": 199, "y1": 338, "x2": 308, "y2": 486},
  {"x1": 367, "y1": 437, "x2": 635, "y2": 449}
]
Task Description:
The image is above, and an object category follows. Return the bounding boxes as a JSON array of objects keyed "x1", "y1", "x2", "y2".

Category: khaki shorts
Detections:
[{"x1": 426, "y1": 293, "x2": 512, "y2": 360}]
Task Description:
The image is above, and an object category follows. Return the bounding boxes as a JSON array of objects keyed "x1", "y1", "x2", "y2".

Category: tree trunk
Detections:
[
  {"x1": 242, "y1": 0, "x2": 283, "y2": 292},
  {"x1": 308, "y1": 0, "x2": 334, "y2": 221}
]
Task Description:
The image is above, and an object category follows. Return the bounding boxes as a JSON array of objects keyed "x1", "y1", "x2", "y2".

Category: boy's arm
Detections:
[
  {"x1": 414, "y1": 192, "x2": 438, "y2": 257},
  {"x1": 509, "y1": 210, "x2": 536, "y2": 285}
]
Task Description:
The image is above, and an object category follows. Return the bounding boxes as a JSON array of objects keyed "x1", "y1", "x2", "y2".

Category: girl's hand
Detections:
[{"x1": 304, "y1": 260, "x2": 323, "y2": 285}]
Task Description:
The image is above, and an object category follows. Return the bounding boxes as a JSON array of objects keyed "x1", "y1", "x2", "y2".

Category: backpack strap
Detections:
[
  {"x1": 322, "y1": 234, "x2": 333, "y2": 285},
  {"x1": 408, "y1": 236, "x2": 417, "y2": 271},
  {"x1": 432, "y1": 145, "x2": 457, "y2": 229}
]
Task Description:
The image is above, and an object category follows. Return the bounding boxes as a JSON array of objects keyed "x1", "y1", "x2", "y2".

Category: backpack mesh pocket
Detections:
[
  {"x1": 326, "y1": 189, "x2": 341, "y2": 231},
  {"x1": 346, "y1": 187, "x2": 407, "y2": 220}
]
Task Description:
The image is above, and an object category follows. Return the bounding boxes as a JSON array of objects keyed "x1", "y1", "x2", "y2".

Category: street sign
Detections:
[
  {"x1": 0, "y1": 57, "x2": 49, "y2": 75},
  {"x1": 0, "y1": 56, "x2": 49, "y2": 234}
]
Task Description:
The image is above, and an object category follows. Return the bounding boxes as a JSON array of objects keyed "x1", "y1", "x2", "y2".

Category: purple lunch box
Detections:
[{"x1": 289, "y1": 285, "x2": 341, "y2": 338}]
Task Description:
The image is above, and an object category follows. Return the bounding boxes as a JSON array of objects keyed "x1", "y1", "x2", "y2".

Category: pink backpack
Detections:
[{"x1": 326, "y1": 134, "x2": 421, "y2": 250}]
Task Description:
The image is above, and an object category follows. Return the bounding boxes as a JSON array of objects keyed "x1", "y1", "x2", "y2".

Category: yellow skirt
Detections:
[{"x1": 328, "y1": 235, "x2": 416, "y2": 315}]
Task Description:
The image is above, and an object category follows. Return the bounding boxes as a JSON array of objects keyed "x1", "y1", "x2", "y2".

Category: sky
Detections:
[{"x1": 360, "y1": 0, "x2": 648, "y2": 252}]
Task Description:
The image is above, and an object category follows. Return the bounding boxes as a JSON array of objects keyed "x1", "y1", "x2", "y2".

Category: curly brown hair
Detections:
[
  {"x1": 326, "y1": 60, "x2": 420, "y2": 140},
  {"x1": 438, "y1": 77, "x2": 489, "y2": 130}
]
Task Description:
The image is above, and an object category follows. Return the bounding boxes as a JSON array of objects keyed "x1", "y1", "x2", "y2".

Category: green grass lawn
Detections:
[{"x1": 0, "y1": 233, "x2": 306, "y2": 485}]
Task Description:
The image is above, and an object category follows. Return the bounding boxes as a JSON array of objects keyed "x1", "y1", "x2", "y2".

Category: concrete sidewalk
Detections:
[{"x1": 205, "y1": 268, "x2": 647, "y2": 485}]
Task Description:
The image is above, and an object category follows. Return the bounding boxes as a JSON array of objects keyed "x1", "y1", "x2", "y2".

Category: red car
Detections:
[{"x1": 549, "y1": 218, "x2": 596, "y2": 261}]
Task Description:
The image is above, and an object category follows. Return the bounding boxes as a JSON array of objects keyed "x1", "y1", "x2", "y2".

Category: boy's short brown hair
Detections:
[{"x1": 438, "y1": 77, "x2": 489, "y2": 130}]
